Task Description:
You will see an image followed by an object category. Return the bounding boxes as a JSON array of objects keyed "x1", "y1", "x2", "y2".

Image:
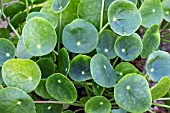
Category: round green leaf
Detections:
[
  {"x1": 146, "y1": 50, "x2": 170, "y2": 82},
  {"x1": 151, "y1": 76, "x2": 170, "y2": 100},
  {"x1": 112, "y1": 108, "x2": 126, "y2": 113},
  {"x1": 46, "y1": 73, "x2": 77, "y2": 103},
  {"x1": 69, "y1": 54, "x2": 92, "y2": 82},
  {"x1": 77, "y1": 0, "x2": 114, "y2": 30},
  {"x1": 0, "y1": 87, "x2": 36, "y2": 113},
  {"x1": 139, "y1": 0, "x2": 163, "y2": 28},
  {"x1": 0, "y1": 38, "x2": 15, "y2": 67},
  {"x1": 92, "y1": 81, "x2": 105, "y2": 96},
  {"x1": 85, "y1": 96, "x2": 111, "y2": 113},
  {"x1": 16, "y1": 38, "x2": 32, "y2": 59},
  {"x1": 26, "y1": 12, "x2": 58, "y2": 28},
  {"x1": 62, "y1": 19, "x2": 98, "y2": 54},
  {"x1": 58, "y1": 48, "x2": 70, "y2": 76},
  {"x1": 115, "y1": 62, "x2": 139, "y2": 81},
  {"x1": 90, "y1": 54, "x2": 117, "y2": 88},
  {"x1": 114, "y1": 33, "x2": 143, "y2": 61},
  {"x1": 42, "y1": 52, "x2": 56, "y2": 62},
  {"x1": 141, "y1": 24, "x2": 160, "y2": 58},
  {"x1": 2, "y1": 59, "x2": 41, "y2": 93},
  {"x1": 36, "y1": 103, "x2": 63, "y2": 113},
  {"x1": 37, "y1": 58, "x2": 55, "y2": 78},
  {"x1": 114, "y1": 73, "x2": 152, "y2": 113},
  {"x1": 96, "y1": 30, "x2": 117, "y2": 59},
  {"x1": 22, "y1": 17, "x2": 57, "y2": 56},
  {"x1": 35, "y1": 79, "x2": 52, "y2": 99},
  {"x1": 162, "y1": 0, "x2": 170, "y2": 22},
  {"x1": 108, "y1": 0, "x2": 141, "y2": 36},
  {"x1": 51, "y1": 0, "x2": 70, "y2": 13},
  {"x1": 62, "y1": 110, "x2": 73, "y2": 113}
]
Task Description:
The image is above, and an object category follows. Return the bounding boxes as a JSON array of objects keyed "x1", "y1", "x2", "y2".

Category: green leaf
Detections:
[
  {"x1": 20, "y1": 0, "x2": 46, "y2": 4},
  {"x1": 77, "y1": 0, "x2": 114, "y2": 30},
  {"x1": 0, "y1": 38, "x2": 15, "y2": 66},
  {"x1": 7, "y1": 12, "x2": 27, "y2": 32},
  {"x1": 69, "y1": 54, "x2": 92, "y2": 82},
  {"x1": 146, "y1": 50, "x2": 170, "y2": 82},
  {"x1": 36, "y1": 103, "x2": 63, "y2": 113},
  {"x1": 2, "y1": 0, "x2": 13, "y2": 3},
  {"x1": 114, "y1": 73, "x2": 152, "y2": 113},
  {"x1": 112, "y1": 108, "x2": 126, "y2": 113},
  {"x1": 62, "y1": 19, "x2": 98, "y2": 53},
  {"x1": 0, "y1": 68, "x2": 2, "y2": 84},
  {"x1": 0, "y1": 85, "x2": 3, "y2": 90},
  {"x1": 46, "y1": 73, "x2": 77, "y2": 103},
  {"x1": 139, "y1": 0, "x2": 163, "y2": 28},
  {"x1": 96, "y1": 30, "x2": 117, "y2": 59},
  {"x1": 108, "y1": 0, "x2": 141, "y2": 36},
  {"x1": 90, "y1": 54, "x2": 117, "y2": 88},
  {"x1": 128, "y1": 0, "x2": 137, "y2": 4},
  {"x1": 141, "y1": 24, "x2": 160, "y2": 58},
  {"x1": 114, "y1": 33, "x2": 143, "y2": 61},
  {"x1": 92, "y1": 81, "x2": 105, "y2": 96},
  {"x1": 115, "y1": 62, "x2": 139, "y2": 81},
  {"x1": 51, "y1": 0, "x2": 70, "y2": 13},
  {"x1": 36, "y1": 58, "x2": 55, "y2": 78},
  {"x1": 40, "y1": 0, "x2": 79, "y2": 32},
  {"x1": 162, "y1": 0, "x2": 170, "y2": 22},
  {"x1": 26, "y1": 12, "x2": 58, "y2": 28},
  {"x1": 85, "y1": 96, "x2": 111, "y2": 113},
  {"x1": 42, "y1": 52, "x2": 56, "y2": 62},
  {"x1": 2, "y1": 59, "x2": 41, "y2": 93},
  {"x1": 16, "y1": 38, "x2": 32, "y2": 59},
  {"x1": 58, "y1": 48, "x2": 70, "y2": 76},
  {"x1": 22, "y1": 17, "x2": 57, "y2": 56},
  {"x1": 0, "y1": 87, "x2": 36, "y2": 113},
  {"x1": 3, "y1": 2, "x2": 26, "y2": 18},
  {"x1": 35, "y1": 79, "x2": 52, "y2": 99},
  {"x1": 0, "y1": 28, "x2": 10, "y2": 38},
  {"x1": 80, "y1": 96, "x2": 91, "y2": 106},
  {"x1": 151, "y1": 76, "x2": 170, "y2": 100},
  {"x1": 62, "y1": 110, "x2": 74, "y2": 113}
]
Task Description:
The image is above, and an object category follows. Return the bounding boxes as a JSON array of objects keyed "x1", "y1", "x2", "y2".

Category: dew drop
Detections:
[
  {"x1": 120, "y1": 72, "x2": 123, "y2": 76},
  {"x1": 37, "y1": 44, "x2": 41, "y2": 49},
  {"x1": 152, "y1": 9, "x2": 156, "y2": 13},
  {"x1": 166, "y1": 11, "x2": 169, "y2": 15},
  {"x1": 28, "y1": 77, "x2": 32, "y2": 81},
  {"x1": 59, "y1": 6, "x2": 62, "y2": 10},
  {"x1": 104, "y1": 65, "x2": 106, "y2": 69}
]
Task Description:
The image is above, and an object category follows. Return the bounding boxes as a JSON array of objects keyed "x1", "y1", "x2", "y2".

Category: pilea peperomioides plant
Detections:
[{"x1": 0, "y1": 0, "x2": 170, "y2": 113}]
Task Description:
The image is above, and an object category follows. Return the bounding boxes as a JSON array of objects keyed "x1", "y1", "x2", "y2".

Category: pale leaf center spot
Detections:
[
  {"x1": 59, "y1": 6, "x2": 62, "y2": 10},
  {"x1": 81, "y1": 71, "x2": 85, "y2": 75},
  {"x1": 113, "y1": 17, "x2": 117, "y2": 22},
  {"x1": 104, "y1": 65, "x2": 106, "y2": 69},
  {"x1": 17, "y1": 101, "x2": 21, "y2": 105},
  {"x1": 37, "y1": 44, "x2": 41, "y2": 49},
  {"x1": 120, "y1": 72, "x2": 123, "y2": 76},
  {"x1": 122, "y1": 49, "x2": 126, "y2": 53},
  {"x1": 150, "y1": 68, "x2": 155, "y2": 72},
  {"x1": 97, "y1": 86, "x2": 99, "y2": 88},
  {"x1": 104, "y1": 49, "x2": 108, "y2": 53},
  {"x1": 65, "y1": 68, "x2": 67, "y2": 72},
  {"x1": 47, "y1": 106, "x2": 51, "y2": 110},
  {"x1": 6, "y1": 53, "x2": 10, "y2": 57},
  {"x1": 28, "y1": 77, "x2": 32, "y2": 81},
  {"x1": 166, "y1": 11, "x2": 169, "y2": 15},
  {"x1": 77, "y1": 42, "x2": 81, "y2": 46},
  {"x1": 152, "y1": 9, "x2": 156, "y2": 13},
  {"x1": 100, "y1": 102, "x2": 103, "y2": 105},
  {"x1": 58, "y1": 80, "x2": 61, "y2": 83},
  {"x1": 126, "y1": 85, "x2": 130, "y2": 90}
]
